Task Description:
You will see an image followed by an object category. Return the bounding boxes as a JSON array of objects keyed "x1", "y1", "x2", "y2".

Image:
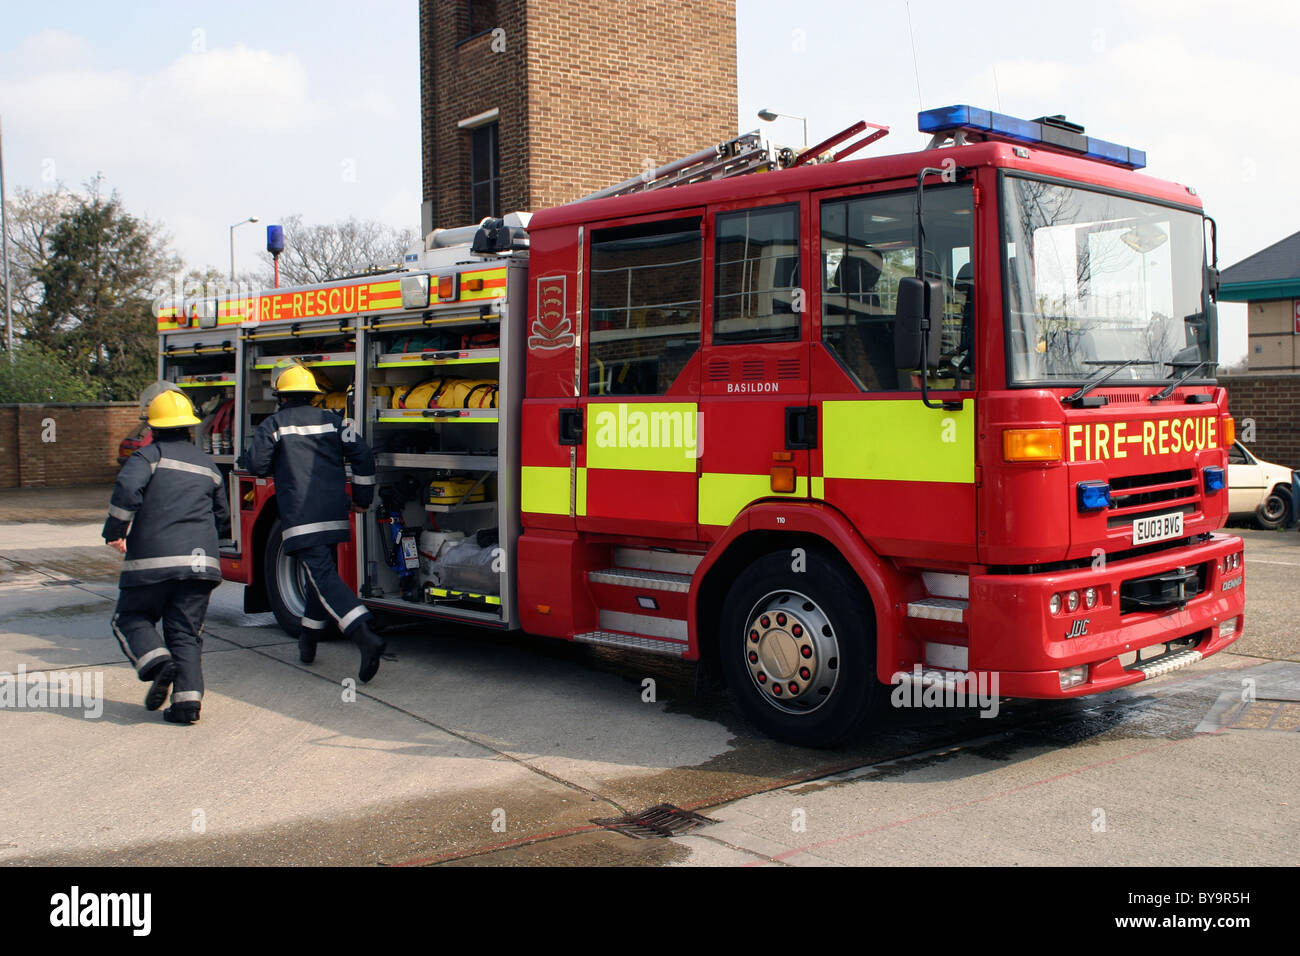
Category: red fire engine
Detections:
[{"x1": 155, "y1": 106, "x2": 1245, "y2": 746}]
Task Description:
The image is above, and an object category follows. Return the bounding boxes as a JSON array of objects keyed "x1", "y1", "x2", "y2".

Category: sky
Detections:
[{"x1": 3, "y1": 0, "x2": 1296, "y2": 364}]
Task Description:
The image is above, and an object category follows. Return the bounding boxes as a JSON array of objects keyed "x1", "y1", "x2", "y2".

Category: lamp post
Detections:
[
  {"x1": 1, "y1": 115, "x2": 12, "y2": 363},
  {"x1": 229, "y1": 216, "x2": 259, "y2": 283},
  {"x1": 757, "y1": 108, "x2": 808, "y2": 148}
]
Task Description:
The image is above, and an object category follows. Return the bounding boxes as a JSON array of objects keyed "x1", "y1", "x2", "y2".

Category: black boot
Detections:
[
  {"x1": 356, "y1": 623, "x2": 386, "y2": 683},
  {"x1": 144, "y1": 661, "x2": 176, "y2": 712},
  {"x1": 299, "y1": 628, "x2": 318, "y2": 664},
  {"x1": 163, "y1": 703, "x2": 201, "y2": 724}
]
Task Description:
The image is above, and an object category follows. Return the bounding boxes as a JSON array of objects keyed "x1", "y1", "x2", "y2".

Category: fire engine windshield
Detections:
[{"x1": 1002, "y1": 176, "x2": 1212, "y2": 386}]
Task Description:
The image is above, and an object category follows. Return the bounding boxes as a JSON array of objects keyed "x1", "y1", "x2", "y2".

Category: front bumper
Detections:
[{"x1": 966, "y1": 533, "x2": 1245, "y2": 697}]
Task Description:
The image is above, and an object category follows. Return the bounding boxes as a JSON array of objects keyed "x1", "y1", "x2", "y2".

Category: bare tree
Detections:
[
  {"x1": 0, "y1": 185, "x2": 79, "y2": 334},
  {"x1": 256, "y1": 214, "x2": 416, "y2": 287}
]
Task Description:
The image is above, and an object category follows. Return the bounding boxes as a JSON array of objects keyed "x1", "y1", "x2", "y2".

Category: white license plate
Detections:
[{"x1": 1132, "y1": 511, "x2": 1184, "y2": 546}]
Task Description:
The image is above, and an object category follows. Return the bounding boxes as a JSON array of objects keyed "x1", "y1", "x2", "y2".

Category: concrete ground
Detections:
[{"x1": 0, "y1": 483, "x2": 1296, "y2": 867}]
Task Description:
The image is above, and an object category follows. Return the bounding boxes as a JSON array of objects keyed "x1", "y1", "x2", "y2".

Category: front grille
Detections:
[
  {"x1": 1107, "y1": 468, "x2": 1200, "y2": 527},
  {"x1": 1119, "y1": 561, "x2": 1211, "y2": 614}
]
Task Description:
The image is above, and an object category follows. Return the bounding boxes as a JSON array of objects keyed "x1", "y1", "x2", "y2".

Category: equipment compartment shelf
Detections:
[
  {"x1": 375, "y1": 348, "x2": 499, "y2": 368},
  {"x1": 423, "y1": 501, "x2": 496, "y2": 513},
  {"x1": 375, "y1": 408, "x2": 498, "y2": 424},
  {"x1": 176, "y1": 379, "x2": 236, "y2": 387},
  {"x1": 252, "y1": 350, "x2": 357, "y2": 370},
  {"x1": 375, "y1": 453, "x2": 498, "y2": 470}
]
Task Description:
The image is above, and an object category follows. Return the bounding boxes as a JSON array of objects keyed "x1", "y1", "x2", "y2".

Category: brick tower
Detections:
[{"x1": 419, "y1": 0, "x2": 738, "y2": 233}]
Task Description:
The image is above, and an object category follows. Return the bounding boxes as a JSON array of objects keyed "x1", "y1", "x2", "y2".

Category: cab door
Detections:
[
  {"x1": 576, "y1": 211, "x2": 705, "y2": 541},
  {"x1": 697, "y1": 197, "x2": 812, "y2": 538},
  {"x1": 810, "y1": 180, "x2": 978, "y2": 562}
]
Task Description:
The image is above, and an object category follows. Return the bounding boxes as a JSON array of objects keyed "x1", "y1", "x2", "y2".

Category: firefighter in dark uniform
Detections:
[
  {"x1": 238, "y1": 363, "x2": 385, "y2": 681},
  {"x1": 104, "y1": 390, "x2": 231, "y2": 724}
]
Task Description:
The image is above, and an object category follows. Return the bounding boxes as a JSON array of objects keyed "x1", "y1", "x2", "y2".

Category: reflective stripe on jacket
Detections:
[
  {"x1": 238, "y1": 403, "x2": 375, "y2": 552},
  {"x1": 104, "y1": 439, "x2": 232, "y2": 587}
]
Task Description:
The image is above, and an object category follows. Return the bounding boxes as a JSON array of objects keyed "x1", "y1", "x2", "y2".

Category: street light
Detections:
[
  {"x1": 758, "y1": 108, "x2": 808, "y2": 148},
  {"x1": 229, "y1": 216, "x2": 259, "y2": 283}
]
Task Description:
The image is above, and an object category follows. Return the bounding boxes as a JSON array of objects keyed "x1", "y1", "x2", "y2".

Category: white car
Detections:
[{"x1": 1228, "y1": 441, "x2": 1294, "y2": 529}]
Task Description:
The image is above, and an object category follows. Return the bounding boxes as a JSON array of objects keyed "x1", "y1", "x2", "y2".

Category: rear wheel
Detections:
[
  {"x1": 719, "y1": 549, "x2": 885, "y2": 747},
  {"x1": 264, "y1": 519, "x2": 310, "y2": 636},
  {"x1": 1256, "y1": 488, "x2": 1292, "y2": 530}
]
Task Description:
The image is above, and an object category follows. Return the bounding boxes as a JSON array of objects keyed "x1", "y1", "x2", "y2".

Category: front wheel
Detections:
[
  {"x1": 719, "y1": 550, "x2": 885, "y2": 747},
  {"x1": 1255, "y1": 488, "x2": 1292, "y2": 530}
]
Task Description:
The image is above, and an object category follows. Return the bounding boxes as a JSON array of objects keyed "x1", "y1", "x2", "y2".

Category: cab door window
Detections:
[
  {"x1": 713, "y1": 203, "x2": 801, "y2": 344},
  {"x1": 820, "y1": 185, "x2": 974, "y2": 391},
  {"x1": 588, "y1": 216, "x2": 702, "y2": 396}
]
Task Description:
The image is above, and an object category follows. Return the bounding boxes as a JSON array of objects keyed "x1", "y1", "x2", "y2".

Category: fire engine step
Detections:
[
  {"x1": 613, "y1": 547, "x2": 703, "y2": 575},
  {"x1": 574, "y1": 631, "x2": 689, "y2": 657},
  {"x1": 1128, "y1": 646, "x2": 1203, "y2": 679},
  {"x1": 588, "y1": 568, "x2": 692, "y2": 592},
  {"x1": 906, "y1": 597, "x2": 968, "y2": 623}
]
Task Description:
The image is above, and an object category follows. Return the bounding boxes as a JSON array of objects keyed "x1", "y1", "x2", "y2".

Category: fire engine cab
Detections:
[{"x1": 155, "y1": 106, "x2": 1245, "y2": 746}]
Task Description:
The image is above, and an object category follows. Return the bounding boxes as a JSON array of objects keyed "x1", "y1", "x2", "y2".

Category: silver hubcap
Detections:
[
  {"x1": 276, "y1": 547, "x2": 308, "y2": 619},
  {"x1": 743, "y1": 590, "x2": 840, "y2": 715}
]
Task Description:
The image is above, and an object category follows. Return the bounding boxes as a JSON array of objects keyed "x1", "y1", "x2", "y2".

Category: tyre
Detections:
[
  {"x1": 1255, "y1": 488, "x2": 1292, "y2": 530},
  {"x1": 264, "y1": 519, "x2": 310, "y2": 636},
  {"x1": 719, "y1": 549, "x2": 885, "y2": 747}
]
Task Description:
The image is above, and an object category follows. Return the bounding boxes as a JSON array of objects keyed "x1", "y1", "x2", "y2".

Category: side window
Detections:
[
  {"x1": 821, "y1": 185, "x2": 974, "y2": 391},
  {"x1": 588, "y1": 216, "x2": 702, "y2": 396},
  {"x1": 713, "y1": 204, "x2": 801, "y2": 344}
]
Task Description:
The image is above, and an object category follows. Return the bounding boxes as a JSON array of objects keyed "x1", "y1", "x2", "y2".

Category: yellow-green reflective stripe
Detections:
[
  {"x1": 699, "y1": 473, "x2": 808, "y2": 527},
  {"x1": 585, "y1": 402, "x2": 699, "y2": 473},
  {"x1": 823, "y1": 400, "x2": 974, "y2": 484},
  {"x1": 376, "y1": 415, "x2": 498, "y2": 424},
  {"x1": 812, "y1": 476, "x2": 825, "y2": 498},
  {"x1": 521, "y1": 465, "x2": 570, "y2": 515},
  {"x1": 576, "y1": 466, "x2": 588, "y2": 517}
]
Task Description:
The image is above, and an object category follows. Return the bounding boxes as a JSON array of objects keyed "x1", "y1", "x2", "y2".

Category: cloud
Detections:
[{"x1": 0, "y1": 36, "x2": 417, "y2": 272}]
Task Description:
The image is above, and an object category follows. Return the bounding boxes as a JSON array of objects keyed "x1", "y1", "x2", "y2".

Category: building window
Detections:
[
  {"x1": 589, "y1": 217, "x2": 703, "y2": 396},
  {"x1": 470, "y1": 122, "x2": 499, "y2": 222},
  {"x1": 467, "y1": 0, "x2": 497, "y2": 39},
  {"x1": 713, "y1": 203, "x2": 802, "y2": 344}
]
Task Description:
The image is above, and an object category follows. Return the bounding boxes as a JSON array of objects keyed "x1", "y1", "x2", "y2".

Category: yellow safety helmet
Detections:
[
  {"x1": 147, "y1": 391, "x2": 201, "y2": 428},
  {"x1": 272, "y1": 363, "x2": 323, "y2": 394},
  {"x1": 138, "y1": 381, "x2": 186, "y2": 421}
]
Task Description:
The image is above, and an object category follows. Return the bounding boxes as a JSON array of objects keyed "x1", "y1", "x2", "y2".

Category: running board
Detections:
[
  {"x1": 574, "y1": 630, "x2": 689, "y2": 658},
  {"x1": 907, "y1": 597, "x2": 968, "y2": 623},
  {"x1": 1128, "y1": 647, "x2": 1203, "y2": 679},
  {"x1": 589, "y1": 567, "x2": 692, "y2": 592}
]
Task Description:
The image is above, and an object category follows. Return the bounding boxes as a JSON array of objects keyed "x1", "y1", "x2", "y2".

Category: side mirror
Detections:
[
  {"x1": 894, "y1": 276, "x2": 944, "y2": 370},
  {"x1": 1206, "y1": 265, "x2": 1220, "y2": 302},
  {"x1": 1184, "y1": 308, "x2": 1211, "y2": 353}
]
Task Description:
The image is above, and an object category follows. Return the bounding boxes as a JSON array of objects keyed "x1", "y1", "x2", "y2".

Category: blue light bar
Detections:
[
  {"x1": 1077, "y1": 481, "x2": 1112, "y2": 512},
  {"x1": 918, "y1": 105, "x2": 1146, "y2": 170},
  {"x1": 1203, "y1": 466, "x2": 1226, "y2": 494}
]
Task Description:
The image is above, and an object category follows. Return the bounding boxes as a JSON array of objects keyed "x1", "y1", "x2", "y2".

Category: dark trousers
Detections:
[
  {"x1": 295, "y1": 544, "x2": 370, "y2": 637},
  {"x1": 112, "y1": 578, "x2": 217, "y2": 707}
]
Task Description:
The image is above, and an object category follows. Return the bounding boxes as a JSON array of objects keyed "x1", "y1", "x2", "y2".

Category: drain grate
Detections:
[
  {"x1": 592, "y1": 804, "x2": 718, "y2": 840},
  {"x1": 1224, "y1": 699, "x2": 1300, "y2": 732}
]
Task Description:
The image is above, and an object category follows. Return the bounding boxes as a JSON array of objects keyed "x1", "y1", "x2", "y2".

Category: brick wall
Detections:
[
  {"x1": 421, "y1": 0, "x2": 531, "y2": 229},
  {"x1": 0, "y1": 403, "x2": 139, "y2": 489},
  {"x1": 525, "y1": 0, "x2": 737, "y2": 210},
  {"x1": 420, "y1": 0, "x2": 738, "y2": 229},
  {"x1": 1220, "y1": 374, "x2": 1300, "y2": 469}
]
